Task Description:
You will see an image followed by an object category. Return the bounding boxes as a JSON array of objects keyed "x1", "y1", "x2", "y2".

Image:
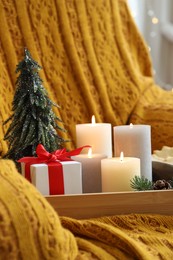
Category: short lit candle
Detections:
[
  {"x1": 114, "y1": 124, "x2": 152, "y2": 181},
  {"x1": 72, "y1": 148, "x2": 107, "y2": 193},
  {"x1": 76, "y1": 115, "x2": 112, "y2": 158},
  {"x1": 101, "y1": 152, "x2": 141, "y2": 192}
]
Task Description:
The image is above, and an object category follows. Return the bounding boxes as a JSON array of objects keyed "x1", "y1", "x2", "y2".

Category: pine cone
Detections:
[{"x1": 153, "y1": 179, "x2": 172, "y2": 190}]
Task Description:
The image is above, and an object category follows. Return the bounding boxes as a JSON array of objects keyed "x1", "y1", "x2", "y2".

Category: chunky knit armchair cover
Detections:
[
  {"x1": 0, "y1": 0, "x2": 173, "y2": 155},
  {"x1": 0, "y1": 159, "x2": 78, "y2": 259},
  {"x1": 1, "y1": 159, "x2": 173, "y2": 259}
]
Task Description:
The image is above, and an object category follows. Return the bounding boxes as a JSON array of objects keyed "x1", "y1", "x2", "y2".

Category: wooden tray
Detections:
[{"x1": 45, "y1": 190, "x2": 173, "y2": 219}]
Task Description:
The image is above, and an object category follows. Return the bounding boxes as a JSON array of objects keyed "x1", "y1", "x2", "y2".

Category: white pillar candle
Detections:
[
  {"x1": 76, "y1": 115, "x2": 112, "y2": 158},
  {"x1": 101, "y1": 153, "x2": 141, "y2": 192},
  {"x1": 72, "y1": 148, "x2": 107, "y2": 193},
  {"x1": 114, "y1": 124, "x2": 152, "y2": 181}
]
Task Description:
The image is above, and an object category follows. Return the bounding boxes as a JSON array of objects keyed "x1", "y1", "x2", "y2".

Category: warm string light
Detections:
[
  {"x1": 128, "y1": 1, "x2": 159, "y2": 79},
  {"x1": 129, "y1": 1, "x2": 173, "y2": 89},
  {"x1": 146, "y1": 1, "x2": 160, "y2": 82},
  {"x1": 144, "y1": 1, "x2": 171, "y2": 89},
  {"x1": 152, "y1": 17, "x2": 159, "y2": 24},
  {"x1": 147, "y1": 9, "x2": 159, "y2": 38}
]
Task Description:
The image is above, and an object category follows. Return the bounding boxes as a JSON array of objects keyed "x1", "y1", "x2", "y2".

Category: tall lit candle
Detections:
[
  {"x1": 114, "y1": 124, "x2": 152, "y2": 181},
  {"x1": 101, "y1": 152, "x2": 141, "y2": 192},
  {"x1": 72, "y1": 148, "x2": 107, "y2": 193},
  {"x1": 76, "y1": 115, "x2": 112, "y2": 158}
]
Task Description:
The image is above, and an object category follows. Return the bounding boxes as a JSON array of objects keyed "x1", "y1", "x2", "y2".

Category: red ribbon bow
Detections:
[{"x1": 18, "y1": 144, "x2": 91, "y2": 164}]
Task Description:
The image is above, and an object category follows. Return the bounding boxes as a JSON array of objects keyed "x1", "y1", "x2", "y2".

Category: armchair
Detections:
[
  {"x1": 1, "y1": 158, "x2": 173, "y2": 259},
  {"x1": 0, "y1": 0, "x2": 173, "y2": 156},
  {"x1": 1, "y1": 2, "x2": 173, "y2": 259}
]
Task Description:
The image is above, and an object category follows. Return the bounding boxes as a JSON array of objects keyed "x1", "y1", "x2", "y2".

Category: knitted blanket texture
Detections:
[
  {"x1": 1, "y1": 2, "x2": 173, "y2": 258},
  {"x1": 0, "y1": 0, "x2": 173, "y2": 156},
  {"x1": 1, "y1": 159, "x2": 173, "y2": 259}
]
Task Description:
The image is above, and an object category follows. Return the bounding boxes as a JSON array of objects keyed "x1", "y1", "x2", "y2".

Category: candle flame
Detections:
[
  {"x1": 88, "y1": 148, "x2": 93, "y2": 158},
  {"x1": 130, "y1": 123, "x2": 133, "y2": 128},
  {"x1": 120, "y1": 151, "x2": 124, "y2": 161},
  {"x1": 91, "y1": 115, "x2": 96, "y2": 124}
]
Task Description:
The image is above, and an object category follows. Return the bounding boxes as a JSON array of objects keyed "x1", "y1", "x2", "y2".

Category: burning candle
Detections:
[
  {"x1": 76, "y1": 115, "x2": 112, "y2": 157},
  {"x1": 113, "y1": 124, "x2": 152, "y2": 181},
  {"x1": 71, "y1": 148, "x2": 107, "y2": 193},
  {"x1": 101, "y1": 152, "x2": 141, "y2": 192}
]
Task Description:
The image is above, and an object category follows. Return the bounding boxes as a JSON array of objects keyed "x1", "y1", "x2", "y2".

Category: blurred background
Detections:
[{"x1": 128, "y1": 0, "x2": 173, "y2": 90}]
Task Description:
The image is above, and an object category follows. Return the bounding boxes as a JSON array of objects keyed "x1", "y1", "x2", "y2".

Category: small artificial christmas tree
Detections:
[{"x1": 3, "y1": 48, "x2": 67, "y2": 162}]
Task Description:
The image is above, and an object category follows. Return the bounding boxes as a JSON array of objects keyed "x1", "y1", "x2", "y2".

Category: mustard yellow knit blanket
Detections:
[
  {"x1": 0, "y1": 0, "x2": 173, "y2": 156},
  {"x1": 1, "y1": 158, "x2": 173, "y2": 259}
]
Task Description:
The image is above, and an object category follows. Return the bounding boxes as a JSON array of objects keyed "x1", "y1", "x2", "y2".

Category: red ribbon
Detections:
[
  {"x1": 18, "y1": 144, "x2": 90, "y2": 164},
  {"x1": 47, "y1": 162, "x2": 64, "y2": 195},
  {"x1": 18, "y1": 144, "x2": 90, "y2": 194}
]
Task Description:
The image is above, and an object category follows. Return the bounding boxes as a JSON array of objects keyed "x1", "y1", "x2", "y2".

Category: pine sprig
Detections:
[{"x1": 130, "y1": 176, "x2": 153, "y2": 191}]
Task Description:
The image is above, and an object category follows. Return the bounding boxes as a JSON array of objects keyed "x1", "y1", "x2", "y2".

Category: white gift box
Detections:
[{"x1": 22, "y1": 161, "x2": 82, "y2": 196}]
